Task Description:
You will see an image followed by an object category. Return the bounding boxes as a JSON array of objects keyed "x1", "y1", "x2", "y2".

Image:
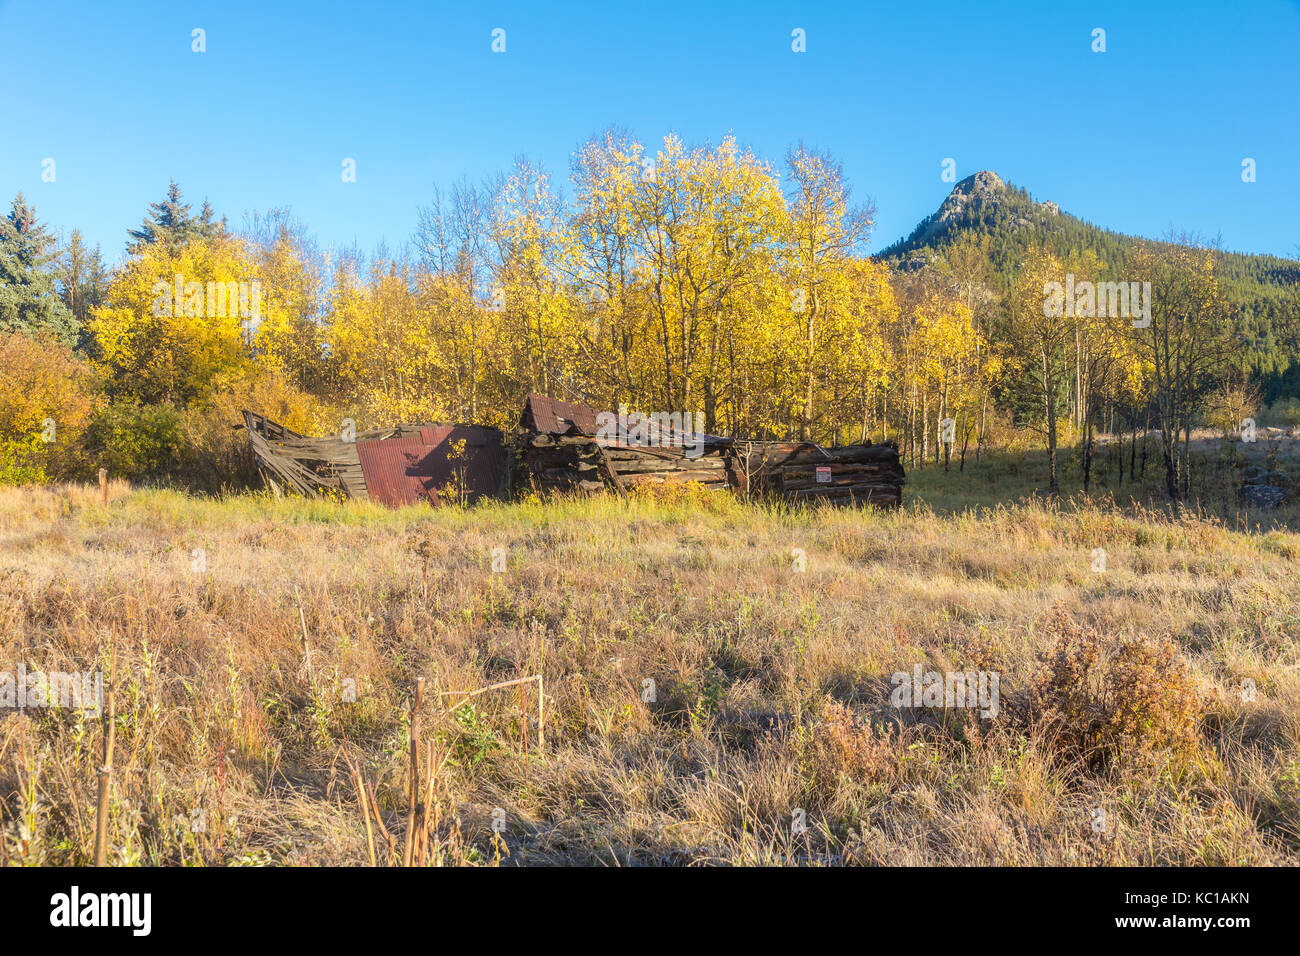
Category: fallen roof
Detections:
[
  {"x1": 520, "y1": 393, "x2": 602, "y2": 436},
  {"x1": 356, "y1": 425, "x2": 508, "y2": 508},
  {"x1": 520, "y1": 393, "x2": 733, "y2": 447},
  {"x1": 242, "y1": 411, "x2": 507, "y2": 506}
]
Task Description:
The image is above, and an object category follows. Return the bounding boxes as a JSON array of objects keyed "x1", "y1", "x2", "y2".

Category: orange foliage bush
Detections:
[{"x1": 1028, "y1": 619, "x2": 1201, "y2": 768}]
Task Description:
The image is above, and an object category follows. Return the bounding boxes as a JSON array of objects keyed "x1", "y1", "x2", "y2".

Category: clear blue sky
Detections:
[{"x1": 3, "y1": 0, "x2": 1298, "y2": 265}]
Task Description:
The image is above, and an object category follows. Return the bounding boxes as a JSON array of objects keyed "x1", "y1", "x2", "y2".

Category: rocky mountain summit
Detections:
[{"x1": 885, "y1": 170, "x2": 1062, "y2": 262}]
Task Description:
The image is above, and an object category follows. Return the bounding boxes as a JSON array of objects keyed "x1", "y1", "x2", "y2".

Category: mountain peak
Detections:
[
  {"x1": 957, "y1": 170, "x2": 1006, "y2": 196},
  {"x1": 931, "y1": 171, "x2": 1008, "y2": 229},
  {"x1": 880, "y1": 170, "x2": 1062, "y2": 263}
]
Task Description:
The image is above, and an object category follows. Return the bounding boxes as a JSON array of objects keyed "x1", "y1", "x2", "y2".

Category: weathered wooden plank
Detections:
[{"x1": 610, "y1": 458, "x2": 728, "y2": 474}]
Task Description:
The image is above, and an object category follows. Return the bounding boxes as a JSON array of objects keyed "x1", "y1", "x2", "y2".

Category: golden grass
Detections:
[{"x1": 0, "y1": 472, "x2": 1297, "y2": 866}]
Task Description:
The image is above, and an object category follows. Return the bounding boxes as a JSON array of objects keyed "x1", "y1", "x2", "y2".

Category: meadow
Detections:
[{"x1": 1, "y1": 453, "x2": 1297, "y2": 866}]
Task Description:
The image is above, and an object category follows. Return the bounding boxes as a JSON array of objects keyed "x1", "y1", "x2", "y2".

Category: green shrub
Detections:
[
  {"x1": 1261, "y1": 397, "x2": 1300, "y2": 428},
  {"x1": 84, "y1": 401, "x2": 183, "y2": 480},
  {"x1": 0, "y1": 434, "x2": 50, "y2": 485}
]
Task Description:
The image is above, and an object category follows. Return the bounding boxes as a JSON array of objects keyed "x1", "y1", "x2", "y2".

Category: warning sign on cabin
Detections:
[{"x1": 816, "y1": 466, "x2": 831, "y2": 483}]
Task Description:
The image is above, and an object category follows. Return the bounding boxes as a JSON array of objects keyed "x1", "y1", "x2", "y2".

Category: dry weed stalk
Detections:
[
  {"x1": 367, "y1": 778, "x2": 398, "y2": 865},
  {"x1": 440, "y1": 675, "x2": 545, "y2": 754},
  {"x1": 340, "y1": 744, "x2": 376, "y2": 866},
  {"x1": 402, "y1": 678, "x2": 424, "y2": 867},
  {"x1": 92, "y1": 677, "x2": 115, "y2": 866},
  {"x1": 294, "y1": 584, "x2": 315, "y2": 682}
]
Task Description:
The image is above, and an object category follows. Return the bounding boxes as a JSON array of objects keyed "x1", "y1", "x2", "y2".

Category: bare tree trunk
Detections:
[
  {"x1": 1128, "y1": 412, "x2": 1136, "y2": 483},
  {"x1": 1162, "y1": 426, "x2": 1179, "y2": 502},
  {"x1": 1043, "y1": 354, "x2": 1059, "y2": 494},
  {"x1": 1141, "y1": 408, "x2": 1150, "y2": 479},
  {"x1": 1082, "y1": 410, "x2": 1094, "y2": 493},
  {"x1": 1118, "y1": 410, "x2": 1125, "y2": 487},
  {"x1": 959, "y1": 413, "x2": 970, "y2": 472}
]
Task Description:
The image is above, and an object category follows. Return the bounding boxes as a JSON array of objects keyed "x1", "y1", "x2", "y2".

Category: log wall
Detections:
[{"x1": 518, "y1": 432, "x2": 904, "y2": 507}]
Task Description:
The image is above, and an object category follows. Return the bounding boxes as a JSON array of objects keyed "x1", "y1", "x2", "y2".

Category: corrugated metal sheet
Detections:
[
  {"x1": 521, "y1": 394, "x2": 602, "y2": 436},
  {"x1": 357, "y1": 426, "x2": 508, "y2": 508},
  {"x1": 520, "y1": 394, "x2": 732, "y2": 447}
]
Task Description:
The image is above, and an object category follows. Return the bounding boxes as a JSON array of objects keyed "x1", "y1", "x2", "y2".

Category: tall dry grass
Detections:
[{"x1": 0, "y1": 474, "x2": 1297, "y2": 865}]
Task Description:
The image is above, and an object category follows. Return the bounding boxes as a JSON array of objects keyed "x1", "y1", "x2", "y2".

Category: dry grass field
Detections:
[{"x1": 2, "y1": 456, "x2": 1298, "y2": 866}]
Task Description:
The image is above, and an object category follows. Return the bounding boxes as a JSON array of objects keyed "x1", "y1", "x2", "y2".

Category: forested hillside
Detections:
[{"x1": 879, "y1": 171, "x2": 1300, "y2": 395}]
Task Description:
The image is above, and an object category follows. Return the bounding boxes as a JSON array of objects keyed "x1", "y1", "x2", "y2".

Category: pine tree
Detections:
[
  {"x1": 57, "y1": 230, "x2": 110, "y2": 353},
  {"x1": 0, "y1": 192, "x2": 78, "y2": 345},
  {"x1": 128, "y1": 179, "x2": 202, "y2": 253},
  {"x1": 197, "y1": 198, "x2": 227, "y2": 238}
]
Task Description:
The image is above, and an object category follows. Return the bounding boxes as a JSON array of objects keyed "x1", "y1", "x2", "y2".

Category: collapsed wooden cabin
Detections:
[
  {"x1": 242, "y1": 411, "x2": 508, "y2": 506},
  {"x1": 517, "y1": 394, "x2": 737, "y2": 496},
  {"x1": 515, "y1": 394, "x2": 905, "y2": 507},
  {"x1": 243, "y1": 395, "x2": 904, "y2": 508},
  {"x1": 733, "y1": 440, "x2": 905, "y2": 508},
  {"x1": 518, "y1": 433, "x2": 738, "y2": 495}
]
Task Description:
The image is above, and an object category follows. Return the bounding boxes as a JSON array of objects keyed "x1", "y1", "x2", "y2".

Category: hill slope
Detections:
[{"x1": 876, "y1": 172, "x2": 1300, "y2": 389}]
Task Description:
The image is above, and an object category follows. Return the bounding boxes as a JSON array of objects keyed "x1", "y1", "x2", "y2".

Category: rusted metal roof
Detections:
[
  {"x1": 519, "y1": 394, "x2": 732, "y2": 447},
  {"x1": 520, "y1": 394, "x2": 602, "y2": 436},
  {"x1": 244, "y1": 410, "x2": 509, "y2": 507},
  {"x1": 356, "y1": 426, "x2": 507, "y2": 508}
]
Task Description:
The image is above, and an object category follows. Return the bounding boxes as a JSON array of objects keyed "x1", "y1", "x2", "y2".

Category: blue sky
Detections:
[{"x1": 3, "y1": 0, "x2": 1298, "y2": 264}]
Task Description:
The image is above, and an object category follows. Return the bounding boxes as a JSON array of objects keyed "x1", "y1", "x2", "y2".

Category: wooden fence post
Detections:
[
  {"x1": 402, "y1": 678, "x2": 424, "y2": 867},
  {"x1": 93, "y1": 683, "x2": 115, "y2": 865}
]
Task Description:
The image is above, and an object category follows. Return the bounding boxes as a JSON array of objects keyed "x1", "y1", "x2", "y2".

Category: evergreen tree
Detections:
[
  {"x1": 128, "y1": 179, "x2": 202, "y2": 253},
  {"x1": 57, "y1": 229, "x2": 110, "y2": 354},
  {"x1": 0, "y1": 192, "x2": 78, "y2": 345},
  {"x1": 197, "y1": 198, "x2": 227, "y2": 239}
]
